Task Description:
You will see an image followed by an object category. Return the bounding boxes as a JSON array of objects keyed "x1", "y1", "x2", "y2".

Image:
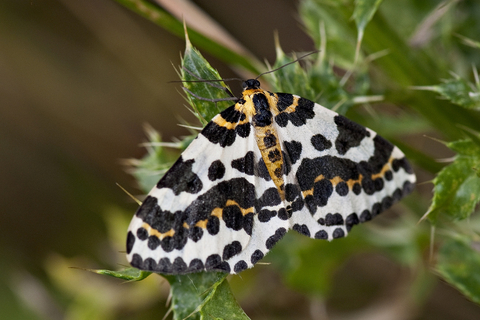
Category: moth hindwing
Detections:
[{"x1": 126, "y1": 78, "x2": 416, "y2": 274}]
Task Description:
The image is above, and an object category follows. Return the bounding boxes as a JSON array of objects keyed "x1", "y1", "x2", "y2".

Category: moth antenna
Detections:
[
  {"x1": 179, "y1": 66, "x2": 239, "y2": 98},
  {"x1": 255, "y1": 50, "x2": 320, "y2": 80},
  {"x1": 182, "y1": 87, "x2": 238, "y2": 103}
]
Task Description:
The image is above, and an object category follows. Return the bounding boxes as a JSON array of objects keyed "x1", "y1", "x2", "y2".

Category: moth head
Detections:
[{"x1": 242, "y1": 79, "x2": 261, "y2": 91}]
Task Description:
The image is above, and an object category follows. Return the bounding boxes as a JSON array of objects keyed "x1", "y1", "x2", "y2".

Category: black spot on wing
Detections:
[
  {"x1": 278, "y1": 206, "x2": 293, "y2": 220},
  {"x1": 256, "y1": 158, "x2": 272, "y2": 181},
  {"x1": 281, "y1": 151, "x2": 292, "y2": 176},
  {"x1": 315, "y1": 230, "x2": 328, "y2": 239},
  {"x1": 189, "y1": 226, "x2": 203, "y2": 242},
  {"x1": 255, "y1": 188, "x2": 282, "y2": 212},
  {"x1": 205, "y1": 254, "x2": 222, "y2": 270},
  {"x1": 156, "y1": 156, "x2": 202, "y2": 195},
  {"x1": 345, "y1": 213, "x2": 360, "y2": 232},
  {"x1": 275, "y1": 97, "x2": 315, "y2": 127},
  {"x1": 135, "y1": 197, "x2": 157, "y2": 219},
  {"x1": 188, "y1": 259, "x2": 204, "y2": 273},
  {"x1": 258, "y1": 209, "x2": 277, "y2": 222},
  {"x1": 333, "y1": 228, "x2": 345, "y2": 239},
  {"x1": 201, "y1": 105, "x2": 251, "y2": 147},
  {"x1": 172, "y1": 257, "x2": 188, "y2": 273},
  {"x1": 392, "y1": 157, "x2": 414, "y2": 174},
  {"x1": 266, "y1": 228, "x2": 287, "y2": 249},
  {"x1": 208, "y1": 160, "x2": 225, "y2": 181},
  {"x1": 284, "y1": 140, "x2": 302, "y2": 164},
  {"x1": 220, "y1": 104, "x2": 245, "y2": 122},
  {"x1": 368, "y1": 135, "x2": 394, "y2": 172},
  {"x1": 231, "y1": 151, "x2": 255, "y2": 175},
  {"x1": 223, "y1": 241, "x2": 242, "y2": 260},
  {"x1": 285, "y1": 183, "x2": 304, "y2": 213},
  {"x1": 135, "y1": 178, "x2": 256, "y2": 253},
  {"x1": 251, "y1": 250, "x2": 264, "y2": 264},
  {"x1": 136, "y1": 228, "x2": 148, "y2": 240},
  {"x1": 309, "y1": 179, "x2": 334, "y2": 209},
  {"x1": 325, "y1": 213, "x2": 344, "y2": 226},
  {"x1": 296, "y1": 132, "x2": 407, "y2": 213},
  {"x1": 293, "y1": 224, "x2": 311, "y2": 237},
  {"x1": 126, "y1": 231, "x2": 135, "y2": 254},
  {"x1": 223, "y1": 205, "x2": 246, "y2": 231},
  {"x1": 207, "y1": 216, "x2": 220, "y2": 235},
  {"x1": 311, "y1": 134, "x2": 332, "y2": 151},
  {"x1": 234, "y1": 260, "x2": 248, "y2": 273},
  {"x1": 334, "y1": 115, "x2": 370, "y2": 155},
  {"x1": 335, "y1": 181, "x2": 349, "y2": 196},
  {"x1": 276, "y1": 93, "x2": 294, "y2": 111}
]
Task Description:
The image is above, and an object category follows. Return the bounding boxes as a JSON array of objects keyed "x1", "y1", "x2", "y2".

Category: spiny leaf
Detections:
[
  {"x1": 75, "y1": 267, "x2": 152, "y2": 281},
  {"x1": 128, "y1": 127, "x2": 178, "y2": 193},
  {"x1": 426, "y1": 145, "x2": 480, "y2": 222},
  {"x1": 182, "y1": 32, "x2": 234, "y2": 124},
  {"x1": 414, "y1": 76, "x2": 480, "y2": 110},
  {"x1": 269, "y1": 45, "x2": 316, "y2": 101},
  {"x1": 163, "y1": 272, "x2": 250, "y2": 320},
  {"x1": 353, "y1": 0, "x2": 384, "y2": 33},
  {"x1": 269, "y1": 43, "x2": 358, "y2": 115},
  {"x1": 436, "y1": 237, "x2": 480, "y2": 304}
]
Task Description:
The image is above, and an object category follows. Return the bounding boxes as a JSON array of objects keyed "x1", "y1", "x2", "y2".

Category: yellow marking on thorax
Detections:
[{"x1": 142, "y1": 222, "x2": 174, "y2": 239}]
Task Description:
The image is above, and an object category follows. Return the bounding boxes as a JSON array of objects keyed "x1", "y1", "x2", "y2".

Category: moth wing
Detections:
[
  {"x1": 274, "y1": 93, "x2": 416, "y2": 240},
  {"x1": 126, "y1": 105, "x2": 288, "y2": 274}
]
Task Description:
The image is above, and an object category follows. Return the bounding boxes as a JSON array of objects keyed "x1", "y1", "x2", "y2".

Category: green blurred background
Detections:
[{"x1": 2, "y1": 0, "x2": 480, "y2": 319}]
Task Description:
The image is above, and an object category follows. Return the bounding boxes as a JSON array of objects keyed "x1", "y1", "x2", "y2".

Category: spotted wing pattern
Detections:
[
  {"x1": 272, "y1": 93, "x2": 415, "y2": 241},
  {"x1": 126, "y1": 105, "x2": 290, "y2": 274},
  {"x1": 126, "y1": 80, "x2": 416, "y2": 275}
]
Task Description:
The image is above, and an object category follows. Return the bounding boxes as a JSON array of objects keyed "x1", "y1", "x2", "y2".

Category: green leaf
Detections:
[
  {"x1": 426, "y1": 139, "x2": 480, "y2": 222},
  {"x1": 86, "y1": 267, "x2": 152, "y2": 281},
  {"x1": 353, "y1": 0, "x2": 384, "y2": 35},
  {"x1": 449, "y1": 135, "x2": 480, "y2": 155},
  {"x1": 269, "y1": 42, "x2": 359, "y2": 115},
  {"x1": 436, "y1": 237, "x2": 480, "y2": 304},
  {"x1": 182, "y1": 33, "x2": 234, "y2": 124},
  {"x1": 129, "y1": 126, "x2": 180, "y2": 193},
  {"x1": 269, "y1": 45, "x2": 316, "y2": 101},
  {"x1": 415, "y1": 76, "x2": 480, "y2": 109},
  {"x1": 299, "y1": 0, "x2": 357, "y2": 69},
  {"x1": 164, "y1": 273, "x2": 250, "y2": 320}
]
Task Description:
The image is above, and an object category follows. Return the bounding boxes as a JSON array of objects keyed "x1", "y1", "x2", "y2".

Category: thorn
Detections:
[{"x1": 116, "y1": 183, "x2": 142, "y2": 205}]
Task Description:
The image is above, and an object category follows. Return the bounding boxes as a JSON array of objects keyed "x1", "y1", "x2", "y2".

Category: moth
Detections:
[{"x1": 126, "y1": 71, "x2": 416, "y2": 274}]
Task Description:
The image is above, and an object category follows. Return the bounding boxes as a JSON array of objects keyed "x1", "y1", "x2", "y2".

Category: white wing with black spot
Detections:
[
  {"x1": 126, "y1": 105, "x2": 290, "y2": 274},
  {"x1": 126, "y1": 81, "x2": 416, "y2": 275},
  {"x1": 274, "y1": 94, "x2": 416, "y2": 241}
]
